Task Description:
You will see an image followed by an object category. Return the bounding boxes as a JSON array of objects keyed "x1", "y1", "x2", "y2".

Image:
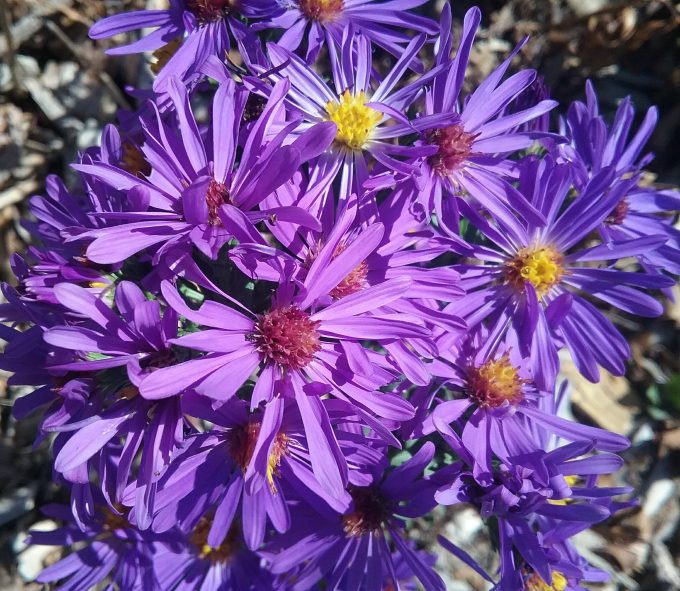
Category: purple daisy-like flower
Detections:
[
  {"x1": 436, "y1": 439, "x2": 631, "y2": 590},
  {"x1": 263, "y1": 441, "x2": 445, "y2": 591},
  {"x1": 139, "y1": 273, "x2": 424, "y2": 497},
  {"x1": 257, "y1": 31, "x2": 441, "y2": 202},
  {"x1": 27, "y1": 501, "x2": 169, "y2": 590},
  {"x1": 89, "y1": 0, "x2": 278, "y2": 92},
  {"x1": 74, "y1": 78, "x2": 335, "y2": 263},
  {"x1": 256, "y1": 0, "x2": 437, "y2": 64},
  {"x1": 225, "y1": 190, "x2": 467, "y2": 384},
  {"x1": 146, "y1": 395, "x2": 386, "y2": 550},
  {"x1": 44, "y1": 281, "x2": 179, "y2": 385},
  {"x1": 450, "y1": 155, "x2": 673, "y2": 386},
  {"x1": 560, "y1": 81, "x2": 680, "y2": 287},
  {"x1": 39, "y1": 281, "x2": 186, "y2": 527},
  {"x1": 412, "y1": 6, "x2": 557, "y2": 232},
  {"x1": 561, "y1": 80, "x2": 657, "y2": 183},
  {"x1": 152, "y1": 518, "x2": 277, "y2": 591},
  {"x1": 420, "y1": 331, "x2": 628, "y2": 475}
]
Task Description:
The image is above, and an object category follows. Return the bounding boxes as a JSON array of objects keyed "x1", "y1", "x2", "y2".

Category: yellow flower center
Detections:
[
  {"x1": 504, "y1": 246, "x2": 564, "y2": 297},
  {"x1": 467, "y1": 354, "x2": 524, "y2": 408},
  {"x1": 326, "y1": 90, "x2": 382, "y2": 151},
  {"x1": 525, "y1": 571, "x2": 568, "y2": 591}
]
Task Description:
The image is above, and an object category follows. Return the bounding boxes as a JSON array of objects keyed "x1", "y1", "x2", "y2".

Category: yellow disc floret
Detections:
[
  {"x1": 525, "y1": 570, "x2": 568, "y2": 591},
  {"x1": 467, "y1": 354, "x2": 524, "y2": 408},
  {"x1": 504, "y1": 246, "x2": 564, "y2": 297},
  {"x1": 326, "y1": 90, "x2": 382, "y2": 151}
]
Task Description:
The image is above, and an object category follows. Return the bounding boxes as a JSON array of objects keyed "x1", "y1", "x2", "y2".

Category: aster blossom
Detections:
[
  {"x1": 262, "y1": 442, "x2": 446, "y2": 591},
  {"x1": 74, "y1": 77, "x2": 335, "y2": 264},
  {"x1": 256, "y1": 31, "x2": 442, "y2": 203},
  {"x1": 89, "y1": 0, "x2": 279, "y2": 92},
  {"x1": 436, "y1": 439, "x2": 632, "y2": 590},
  {"x1": 413, "y1": 5, "x2": 557, "y2": 232},
  {"x1": 255, "y1": 0, "x2": 437, "y2": 64},
  {"x1": 39, "y1": 281, "x2": 185, "y2": 528},
  {"x1": 420, "y1": 329, "x2": 628, "y2": 476},
  {"x1": 26, "y1": 501, "x2": 171, "y2": 590},
  {"x1": 560, "y1": 81, "x2": 680, "y2": 287},
  {"x1": 450, "y1": 155, "x2": 673, "y2": 385},
  {"x1": 139, "y1": 272, "x2": 424, "y2": 498}
]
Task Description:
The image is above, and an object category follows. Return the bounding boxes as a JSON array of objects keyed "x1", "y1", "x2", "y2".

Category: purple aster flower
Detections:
[
  {"x1": 255, "y1": 0, "x2": 437, "y2": 64},
  {"x1": 139, "y1": 273, "x2": 424, "y2": 497},
  {"x1": 560, "y1": 80, "x2": 657, "y2": 184},
  {"x1": 511, "y1": 536, "x2": 612, "y2": 591},
  {"x1": 10, "y1": 247, "x2": 114, "y2": 306},
  {"x1": 225, "y1": 190, "x2": 467, "y2": 385},
  {"x1": 44, "y1": 281, "x2": 179, "y2": 386},
  {"x1": 450, "y1": 155, "x2": 673, "y2": 386},
  {"x1": 262, "y1": 442, "x2": 446, "y2": 591},
  {"x1": 412, "y1": 6, "x2": 557, "y2": 232},
  {"x1": 40, "y1": 281, "x2": 186, "y2": 527},
  {"x1": 598, "y1": 185, "x2": 680, "y2": 294},
  {"x1": 74, "y1": 78, "x2": 335, "y2": 264},
  {"x1": 89, "y1": 0, "x2": 279, "y2": 92},
  {"x1": 146, "y1": 395, "x2": 386, "y2": 551},
  {"x1": 436, "y1": 440, "x2": 632, "y2": 590},
  {"x1": 11, "y1": 162, "x2": 127, "y2": 305},
  {"x1": 560, "y1": 81, "x2": 680, "y2": 287},
  {"x1": 27, "y1": 501, "x2": 170, "y2": 590},
  {"x1": 419, "y1": 331, "x2": 628, "y2": 475},
  {"x1": 152, "y1": 517, "x2": 277, "y2": 590},
  {"x1": 257, "y1": 31, "x2": 441, "y2": 202}
]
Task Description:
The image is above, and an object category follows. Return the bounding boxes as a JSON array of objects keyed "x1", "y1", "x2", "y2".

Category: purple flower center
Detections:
[
  {"x1": 604, "y1": 199, "x2": 629, "y2": 225},
  {"x1": 186, "y1": 0, "x2": 238, "y2": 22},
  {"x1": 305, "y1": 240, "x2": 368, "y2": 298},
  {"x1": 343, "y1": 486, "x2": 390, "y2": 537},
  {"x1": 467, "y1": 355, "x2": 524, "y2": 408},
  {"x1": 298, "y1": 0, "x2": 344, "y2": 22},
  {"x1": 206, "y1": 179, "x2": 230, "y2": 226},
  {"x1": 191, "y1": 518, "x2": 239, "y2": 563},
  {"x1": 427, "y1": 124, "x2": 477, "y2": 174},
  {"x1": 252, "y1": 306, "x2": 321, "y2": 370}
]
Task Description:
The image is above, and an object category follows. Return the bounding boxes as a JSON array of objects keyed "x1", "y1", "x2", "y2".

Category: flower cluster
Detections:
[{"x1": 3, "y1": 2, "x2": 678, "y2": 590}]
